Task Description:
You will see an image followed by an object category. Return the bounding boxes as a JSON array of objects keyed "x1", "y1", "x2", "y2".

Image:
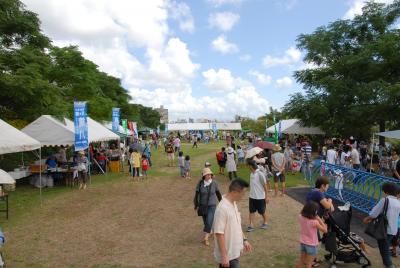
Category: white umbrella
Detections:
[
  {"x1": 245, "y1": 147, "x2": 264, "y2": 159},
  {"x1": 0, "y1": 169, "x2": 16, "y2": 184}
]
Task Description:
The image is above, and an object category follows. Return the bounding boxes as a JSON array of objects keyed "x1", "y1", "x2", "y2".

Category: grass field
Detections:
[{"x1": 0, "y1": 141, "x2": 391, "y2": 267}]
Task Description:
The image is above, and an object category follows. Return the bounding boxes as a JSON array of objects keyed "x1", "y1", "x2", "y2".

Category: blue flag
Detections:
[
  {"x1": 112, "y1": 108, "x2": 120, "y2": 133},
  {"x1": 74, "y1": 102, "x2": 88, "y2": 151},
  {"x1": 212, "y1": 122, "x2": 217, "y2": 133}
]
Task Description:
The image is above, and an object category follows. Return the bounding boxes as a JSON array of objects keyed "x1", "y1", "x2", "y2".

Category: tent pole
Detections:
[
  {"x1": 88, "y1": 148, "x2": 91, "y2": 185},
  {"x1": 39, "y1": 147, "x2": 42, "y2": 206},
  {"x1": 370, "y1": 133, "x2": 374, "y2": 173}
]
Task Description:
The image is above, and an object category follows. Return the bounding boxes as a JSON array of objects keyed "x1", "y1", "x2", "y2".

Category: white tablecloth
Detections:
[{"x1": 8, "y1": 170, "x2": 31, "y2": 180}]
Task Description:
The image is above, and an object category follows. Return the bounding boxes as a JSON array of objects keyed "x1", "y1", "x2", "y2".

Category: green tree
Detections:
[{"x1": 283, "y1": 1, "x2": 400, "y2": 141}]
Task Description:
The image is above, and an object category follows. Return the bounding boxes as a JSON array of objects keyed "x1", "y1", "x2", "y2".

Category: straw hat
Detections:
[
  {"x1": 78, "y1": 150, "x2": 85, "y2": 155},
  {"x1": 227, "y1": 147, "x2": 234, "y2": 154},
  {"x1": 202, "y1": 168, "x2": 213, "y2": 177},
  {"x1": 205, "y1": 162, "x2": 211, "y2": 167},
  {"x1": 273, "y1": 144, "x2": 282, "y2": 152}
]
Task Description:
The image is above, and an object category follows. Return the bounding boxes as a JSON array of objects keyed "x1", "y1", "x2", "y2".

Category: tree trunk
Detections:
[{"x1": 379, "y1": 120, "x2": 385, "y2": 146}]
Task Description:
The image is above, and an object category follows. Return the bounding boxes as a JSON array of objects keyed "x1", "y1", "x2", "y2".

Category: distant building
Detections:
[
  {"x1": 155, "y1": 105, "x2": 169, "y2": 124},
  {"x1": 196, "y1": 118, "x2": 211, "y2": 123},
  {"x1": 235, "y1": 115, "x2": 251, "y2": 122},
  {"x1": 188, "y1": 118, "x2": 194, "y2": 123}
]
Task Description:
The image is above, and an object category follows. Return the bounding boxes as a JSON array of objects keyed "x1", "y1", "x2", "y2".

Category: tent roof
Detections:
[
  {"x1": 167, "y1": 122, "x2": 242, "y2": 131},
  {"x1": 102, "y1": 122, "x2": 132, "y2": 137},
  {"x1": 376, "y1": 130, "x2": 400, "y2": 139},
  {"x1": 266, "y1": 119, "x2": 325, "y2": 135},
  {"x1": 64, "y1": 118, "x2": 120, "y2": 142},
  {"x1": 0, "y1": 119, "x2": 41, "y2": 154},
  {"x1": 216, "y1": 122, "x2": 242, "y2": 130},
  {"x1": 21, "y1": 115, "x2": 74, "y2": 147}
]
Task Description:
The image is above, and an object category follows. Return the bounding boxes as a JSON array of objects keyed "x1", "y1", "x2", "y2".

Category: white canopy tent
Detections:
[
  {"x1": 167, "y1": 122, "x2": 242, "y2": 131},
  {"x1": 22, "y1": 115, "x2": 74, "y2": 147},
  {"x1": 376, "y1": 130, "x2": 400, "y2": 139},
  {"x1": 0, "y1": 119, "x2": 41, "y2": 154},
  {"x1": 64, "y1": 118, "x2": 120, "y2": 143},
  {"x1": 266, "y1": 119, "x2": 325, "y2": 135},
  {"x1": 216, "y1": 122, "x2": 242, "y2": 130},
  {"x1": 0, "y1": 119, "x2": 43, "y2": 202},
  {"x1": 102, "y1": 122, "x2": 133, "y2": 137}
]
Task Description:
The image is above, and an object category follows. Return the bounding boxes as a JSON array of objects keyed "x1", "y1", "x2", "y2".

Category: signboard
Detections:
[
  {"x1": 74, "y1": 102, "x2": 88, "y2": 151},
  {"x1": 112, "y1": 108, "x2": 120, "y2": 133}
]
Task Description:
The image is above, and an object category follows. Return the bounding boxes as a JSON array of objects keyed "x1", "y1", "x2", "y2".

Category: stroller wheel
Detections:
[
  {"x1": 357, "y1": 256, "x2": 369, "y2": 265},
  {"x1": 324, "y1": 253, "x2": 332, "y2": 260}
]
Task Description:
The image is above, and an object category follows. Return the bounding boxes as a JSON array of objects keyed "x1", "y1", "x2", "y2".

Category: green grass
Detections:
[{"x1": 0, "y1": 141, "x2": 308, "y2": 230}]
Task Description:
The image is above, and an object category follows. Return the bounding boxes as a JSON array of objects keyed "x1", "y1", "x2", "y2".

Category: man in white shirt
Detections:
[
  {"x1": 214, "y1": 179, "x2": 252, "y2": 268},
  {"x1": 246, "y1": 160, "x2": 269, "y2": 232},
  {"x1": 351, "y1": 145, "x2": 361, "y2": 169},
  {"x1": 326, "y1": 145, "x2": 337, "y2": 165}
]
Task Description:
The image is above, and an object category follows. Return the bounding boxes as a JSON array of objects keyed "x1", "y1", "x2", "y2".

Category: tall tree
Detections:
[{"x1": 283, "y1": 1, "x2": 400, "y2": 140}]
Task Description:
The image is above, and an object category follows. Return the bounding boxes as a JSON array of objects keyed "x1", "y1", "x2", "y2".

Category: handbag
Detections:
[
  {"x1": 365, "y1": 198, "x2": 389, "y2": 240},
  {"x1": 197, "y1": 181, "x2": 212, "y2": 217}
]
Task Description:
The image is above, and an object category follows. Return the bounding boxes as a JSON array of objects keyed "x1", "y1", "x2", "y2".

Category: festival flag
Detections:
[
  {"x1": 273, "y1": 115, "x2": 278, "y2": 144},
  {"x1": 74, "y1": 102, "x2": 88, "y2": 151},
  {"x1": 278, "y1": 120, "x2": 282, "y2": 139},
  {"x1": 112, "y1": 108, "x2": 120, "y2": 132},
  {"x1": 121, "y1": 119, "x2": 127, "y2": 135}
]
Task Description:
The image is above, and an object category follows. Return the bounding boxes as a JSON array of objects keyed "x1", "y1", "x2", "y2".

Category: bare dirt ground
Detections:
[{"x1": 3, "y1": 144, "x2": 393, "y2": 267}]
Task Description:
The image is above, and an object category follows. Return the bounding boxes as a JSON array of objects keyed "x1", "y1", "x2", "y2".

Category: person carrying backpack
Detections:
[{"x1": 216, "y1": 147, "x2": 227, "y2": 175}]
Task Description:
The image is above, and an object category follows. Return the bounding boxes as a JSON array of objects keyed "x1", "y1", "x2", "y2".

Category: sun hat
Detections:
[
  {"x1": 202, "y1": 168, "x2": 213, "y2": 177},
  {"x1": 273, "y1": 144, "x2": 282, "y2": 152},
  {"x1": 227, "y1": 147, "x2": 234, "y2": 154},
  {"x1": 78, "y1": 150, "x2": 85, "y2": 155},
  {"x1": 205, "y1": 162, "x2": 211, "y2": 167}
]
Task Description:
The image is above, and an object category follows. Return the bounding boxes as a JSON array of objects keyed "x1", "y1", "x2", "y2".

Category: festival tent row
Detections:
[
  {"x1": 167, "y1": 122, "x2": 242, "y2": 131},
  {"x1": 22, "y1": 115, "x2": 120, "y2": 146},
  {"x1": 265, "y1": 119, "x2": 325, "y2": 135},
  {"x1": 0, "y1": 119, "x2": 42, "y2": 199}
]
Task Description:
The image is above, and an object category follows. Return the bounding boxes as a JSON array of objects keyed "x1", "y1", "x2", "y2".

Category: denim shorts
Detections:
[{"x1": 300, "y1": 243, "x2": 317, "y2": 256}]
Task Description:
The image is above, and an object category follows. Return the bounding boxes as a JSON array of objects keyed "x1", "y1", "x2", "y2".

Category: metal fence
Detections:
[{"x1": 308, "y1": 162, "x2": 400, "y2": 214}]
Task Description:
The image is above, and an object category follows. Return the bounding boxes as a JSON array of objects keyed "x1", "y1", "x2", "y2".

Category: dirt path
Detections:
[{"x1": 3, "y1": 144, "x2": 390, "y2": 267}]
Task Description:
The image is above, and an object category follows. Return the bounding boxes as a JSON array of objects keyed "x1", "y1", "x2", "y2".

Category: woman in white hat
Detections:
[
  {"x1": 226, "y1": 147, "x2": 237, "y2": 181},
  {"x1": 271, "y1": 144, "x2": 286, "y2": 197},
  {"x1": 194, "y1": 168, "x2": 222, "y2": 246}
]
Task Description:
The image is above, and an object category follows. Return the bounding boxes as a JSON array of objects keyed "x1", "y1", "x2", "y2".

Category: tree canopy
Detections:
[
  {"x1": 283, "y1": 1, "x2": 400, "y2": 139},
  {"x1": 0, "y1": 0, "x2": 160, "y2": 128}
]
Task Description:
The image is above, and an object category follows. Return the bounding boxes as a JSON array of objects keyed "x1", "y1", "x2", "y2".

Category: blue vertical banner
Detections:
[
  {"x1": 165, "y1": 124, "x2": 168, "y2": 137},
  {"x1": 74, "y1": 102, "x2": 88, "y2": 151},
  {"x1": 112, "y1": 108, "x2": 120, "y2": 133},
  {"x1": 156, "y1": 126, "x2": 160, "y2": 135},
  {"x1": 278, "y1": 120, "x2": 282, "y2": 139},
  {"x1": 212, "y1": 122, "x2": 217, "y2": 133}
]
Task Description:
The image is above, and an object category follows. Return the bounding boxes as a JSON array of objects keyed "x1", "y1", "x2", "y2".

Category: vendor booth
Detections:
[
  {"x1": 0, "y1": 118, "x2": 42, "y2": 214},
  {"x1": 265, "y1": 119, "x2": 325, "y2": 135}
]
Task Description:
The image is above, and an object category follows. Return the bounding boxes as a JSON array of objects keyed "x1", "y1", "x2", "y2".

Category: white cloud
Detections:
[
  {"x1": 248, "y1": 70, "x2": 272, "y2": 85},
  {"x1": 239, "y1": 54, "x2": 251, "y2": 61},
  {"x1": 207, "y1": 0, "x2": 243, "y2": 7},
  {"x1": 21, "y1": 0, "x2": 270, "y2": 120},
  {"x1": 262, "y1": 46, "x2": 301, "y2": 68},
  {"x1": 209, "y1": 12, "x2": 240, "y2": 31},
  {"x1": 167, "y1": 1, "x2": 195, "y2": 33},
  {"x1": 202, "y1": 68, "x2": 235, "y2": 92},
  {"x1": 130, "y1": 85, "x2": 270, "y2": 120},
  {"x1": 344, "y1": 0, "x2": 394, "y2": 19},
  {"x1": 276, "y1": 76, "x2": 293, "y2": 88},
  {"x1": 212, "y1": 35, "x2": 239, "y2": 54}
]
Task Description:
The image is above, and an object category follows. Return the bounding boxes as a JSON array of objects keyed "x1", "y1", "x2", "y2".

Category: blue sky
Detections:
[{"x1": 22, "y1": 0, "x2": 388, "y2": 121}]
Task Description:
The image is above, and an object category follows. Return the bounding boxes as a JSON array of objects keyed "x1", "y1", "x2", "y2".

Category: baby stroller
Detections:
[{"x1": 323, "y1": 204, "x2": 371, "y2": 268}]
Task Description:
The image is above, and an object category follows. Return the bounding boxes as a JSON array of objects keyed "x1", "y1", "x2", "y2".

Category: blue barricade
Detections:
[{"x1": 308, "y1": 162, "x2": 400, "y2": 214}]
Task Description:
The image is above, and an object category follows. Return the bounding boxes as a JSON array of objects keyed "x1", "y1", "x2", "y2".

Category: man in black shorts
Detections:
[
  {"x1": 216, "y1": 147, "x2": 227, "y2": 175},
  {"x1": 246, "y1": 159, "x2": 269, "y2": 232}
]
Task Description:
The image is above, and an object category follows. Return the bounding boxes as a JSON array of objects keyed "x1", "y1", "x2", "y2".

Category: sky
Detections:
[{"x1": 21, "y1": 0, "x2": 394, "y2": 121}]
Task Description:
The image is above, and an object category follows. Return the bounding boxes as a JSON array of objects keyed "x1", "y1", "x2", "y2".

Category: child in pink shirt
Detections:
[{"x1": 296, "y1": 201, "x2": 327, "y2": 268}]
